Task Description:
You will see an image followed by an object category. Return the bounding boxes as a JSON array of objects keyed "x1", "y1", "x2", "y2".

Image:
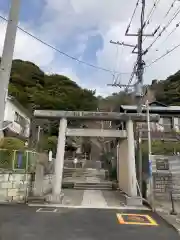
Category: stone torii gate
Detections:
[{"x1": 34, "y1": 110, "x2": 159, "y2": 204}]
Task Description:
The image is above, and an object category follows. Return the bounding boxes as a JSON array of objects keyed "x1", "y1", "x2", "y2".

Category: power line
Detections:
[
  {"x1": 124, "y1": 62, "x2": 137, "y2": 92},
  {"x1": 125, "y1": 0, "x2": 140, "y2": 34},
  {"x1": 154, "y1": 20, "x2": 180, "y2": 50},
  {"x1": 0, "y1": 15, "x2": 132, "y2": 76},
  {"x1": 164, "y1": 0, "x2": 177, "y2": 18},
  {"x1": 144, "y1": 4, "x2": 180, "y2": 54},
  {"x1": 146, "y1": 41, "x2": 180, "y2": 67},
  {"x1": 143, "y1": 0, "x2": 161, "y2": 29},
  {"x1": 112, "y1": 45, "x2": 124, "y2": 84},
  {"x1": 112, "y1": 45, "x2": 120, "y2": 83},
  {"x1": 143, "y1": 0, "x2": 179, "y2": 44}
]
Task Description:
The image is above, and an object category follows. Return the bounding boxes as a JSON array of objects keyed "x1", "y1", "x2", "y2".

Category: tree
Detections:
[
  {"x1": 9, "y1": 60, "x2": 98, "y2": 113},
  {"x1": 151, "y1": 71, "x2": 180, "y2": 105},
  {"x1": 8, "y1": 59, "x2": 98, "y2": 137}
]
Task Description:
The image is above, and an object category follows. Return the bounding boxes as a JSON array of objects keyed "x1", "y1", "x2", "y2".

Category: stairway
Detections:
[
  {"x1": 74, "y1": 181, "x2": 112, "y2": 190},
  {"x1": 63, "y1": 168, "x2": 77, "y2": 178}
]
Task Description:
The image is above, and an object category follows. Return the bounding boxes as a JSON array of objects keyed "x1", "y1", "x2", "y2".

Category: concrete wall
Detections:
[
  {"x1": 41, "y1": 174, "x2": 53, "y2": 195},
  {"x1": 0, "y1": 172, "x2": 53, "y2": 203}
]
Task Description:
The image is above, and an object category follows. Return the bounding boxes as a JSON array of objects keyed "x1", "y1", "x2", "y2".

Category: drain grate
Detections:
[{"x1": 36, "y1": 208, "x2": 57, "y2": 213}]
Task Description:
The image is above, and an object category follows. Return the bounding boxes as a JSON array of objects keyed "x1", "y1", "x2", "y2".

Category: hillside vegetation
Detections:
[
  {"x1": 8, "y1": 59, "x2": 180, "y2": 153},
  {"x1": 9, "y1": 60, "x2": 97, "y2": 112}
]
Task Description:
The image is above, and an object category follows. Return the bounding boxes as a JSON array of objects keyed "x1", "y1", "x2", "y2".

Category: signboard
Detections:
[
  {"x1": 156, "y1": 159, "x2": 169, "y2": 170},
  {"x1": 154, "y1": 173, "x2": 172, "y2": 193}
]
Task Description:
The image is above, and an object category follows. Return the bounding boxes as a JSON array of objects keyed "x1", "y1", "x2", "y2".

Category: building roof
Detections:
[
  {"x1": 119, "y1": 102, "x2": 180, "y2": 114},
  {"x1": 149, "y1": 101, "x2": 167, "y2": 107}
]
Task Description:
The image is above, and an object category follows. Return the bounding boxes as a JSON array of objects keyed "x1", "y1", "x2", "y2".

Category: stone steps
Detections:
[
  {"x1": 63, "y1": 168, "x2": 106, "y2": 179},
  {"x1": 74, "y1": 182, "x2": 112, "y2": 190},
  {"x1": 27, "y1": 196, "x2": 46, "y2": 203}
]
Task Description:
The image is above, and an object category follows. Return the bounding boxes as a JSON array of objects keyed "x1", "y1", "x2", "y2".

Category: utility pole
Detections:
[
  {"x1": 108, "y1": 0, "x2": 155, "y2": 193},
  {"x1": 0, "y1": 0, "x2": 21, "y2": 137}
]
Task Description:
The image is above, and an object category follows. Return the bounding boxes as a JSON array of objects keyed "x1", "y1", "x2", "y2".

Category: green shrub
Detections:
[
  {"x1": 0, "y1": 137, "x2": 25, "y2": 150},
  {"x1": 0, "y1": 138, "x2": 26, "y2": 170}
]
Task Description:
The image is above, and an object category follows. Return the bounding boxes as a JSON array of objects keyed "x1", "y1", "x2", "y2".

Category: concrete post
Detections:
[
  {"x1": 53, "y1": 118, "x2": 67, "y2": 201},
  {"x1": 34, "y1": 164, "x2": 44, "y2": 196},
  {"x1": 117, "y1": 120, "x2": 137, "y2": 197},
  {"x1": 0, "y1": 0, "x2": 21, "y2": 134},
  {"x1": 116, "y1": 141, "x2": 120, "y2": 182},
  {"x1": 127, "y1": 119, "x2": 137, "y2": 197}
]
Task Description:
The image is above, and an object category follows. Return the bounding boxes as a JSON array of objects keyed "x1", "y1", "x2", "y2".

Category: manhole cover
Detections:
[{"x1": 36, "y1": 208, "x2": 57, "y2": 213}]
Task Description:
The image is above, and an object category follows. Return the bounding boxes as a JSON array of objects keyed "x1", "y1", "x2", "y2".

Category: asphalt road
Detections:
[{"x1": 0, "y1": 204, "x2": 179, "y2": 239}]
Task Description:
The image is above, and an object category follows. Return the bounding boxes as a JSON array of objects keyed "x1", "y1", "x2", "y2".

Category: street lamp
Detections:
[{"x1": 142, "y1": 100, "x2": 154, "y2": 209}]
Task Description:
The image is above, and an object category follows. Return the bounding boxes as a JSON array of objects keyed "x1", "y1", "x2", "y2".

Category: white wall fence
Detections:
[{"x1": 0, "y1": 149, "x2": 38, "y2": 172}]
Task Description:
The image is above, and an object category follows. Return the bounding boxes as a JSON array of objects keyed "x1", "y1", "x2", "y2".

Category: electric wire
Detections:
[
  {"x1": 124, "y1": 62, "x2": 137, "y2": 92},
  {"x1": 150, "y1": 19, "x2": 180, "y2": 54},
  {"x1": 143, "y1": 0, "x2": 161, "y2": 29},
  {"x1": 146, "y1": 41, "x2": 180, "y2": 67},
  {"x1": 144, "y1": 5, "x2": 180, "y2": 54},
  {"x1": 0, "y1": 15, "x2": 132, "y2": 75},
  {"x1": 125, "y1": 0, "x2": 140, "y2": 34},
  {"x1": 143, "y1": 0, "x2": 178, "y2": 44}
]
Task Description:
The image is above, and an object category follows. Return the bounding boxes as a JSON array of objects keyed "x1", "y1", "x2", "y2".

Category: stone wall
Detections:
[
  {"x1": 0, "y1": 173, "x2": 31, "y2": 202},
  {"x1": 42, "y1": 174, "x2": 53, "y2": 195},
  {"x1": 0, "y1": 172, "x2": 53, "y2": 203}
]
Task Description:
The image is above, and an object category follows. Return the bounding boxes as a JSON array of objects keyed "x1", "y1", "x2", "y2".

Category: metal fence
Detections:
[{"x1": 0, "y1": 149, "x2": 39, "y2": 172}]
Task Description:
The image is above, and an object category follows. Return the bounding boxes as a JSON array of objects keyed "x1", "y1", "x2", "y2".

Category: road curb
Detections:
[{"x1": 156, "y1": 210, "x2": 180, "y2": 235}]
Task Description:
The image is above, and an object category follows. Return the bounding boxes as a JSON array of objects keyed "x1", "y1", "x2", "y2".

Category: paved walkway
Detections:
[
  {"x1": 62, "y1": 173, "x2": 124, "y2": 208},
  {"x1": 81, "y1": 190, "x2": 108, "y2": 207},
  {"x1": 0, "y1": 205, "x2": 179, "y2": 239}
]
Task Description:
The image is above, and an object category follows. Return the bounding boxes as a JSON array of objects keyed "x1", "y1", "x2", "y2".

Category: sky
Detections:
[{"x1": 1, "y1": 0, "x2": 180, "y2": 96}]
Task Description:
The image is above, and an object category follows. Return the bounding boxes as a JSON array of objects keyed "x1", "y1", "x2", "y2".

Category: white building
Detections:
[{"x1": 3, "y1": 96, "x2": 31, "y2": 140}]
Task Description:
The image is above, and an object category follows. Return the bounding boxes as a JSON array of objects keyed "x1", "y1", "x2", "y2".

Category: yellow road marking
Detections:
[{"x1": 116, "y1": 213, "x2": 158, "y2": 226}]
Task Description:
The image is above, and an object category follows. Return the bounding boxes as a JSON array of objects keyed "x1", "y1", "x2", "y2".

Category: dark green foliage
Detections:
[
  {"x1": 8, "y1": 59, "x2": 98, "y2": 139},
  {"x1": 141, "y1": 140, "x2": 180, "y2": 155},
  {"x1": 9, "y1": 59, "x2": 98, "y2": 112},
  {"x1": 153, "y1": 71, "x2": 180, "y2": 105}
]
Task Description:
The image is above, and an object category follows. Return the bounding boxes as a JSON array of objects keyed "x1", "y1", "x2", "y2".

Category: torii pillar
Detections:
[
  {"x1": 52, "y1": 118, "x2": 67, "y2": 202},
  {"x1": 117, "y1": 119, "x2": 139, "y2": 205}
]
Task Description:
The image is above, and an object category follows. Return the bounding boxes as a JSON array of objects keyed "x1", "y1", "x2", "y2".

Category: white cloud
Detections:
[
  {"x1": 41, "y1": 0, "x2": 180, "y2": 93},
  {"x1": 0, "y1": 19, "x2": 55, "y2": 67},
  {"x1": 2, "y1": 1, "x2": 180, "y2": 97}
]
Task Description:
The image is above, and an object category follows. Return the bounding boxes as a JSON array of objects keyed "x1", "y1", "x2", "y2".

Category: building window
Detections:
[
  {"x1": 174, "y1": 118, "x2": 180, "y2": 132},
  {"x1": 14, "y1": 112, "x2": 26, "y2": 124},
  {"x1": 14, "y1": 112, "x2": 19, "y2": 123},
  {"x1": 14, "y1": 112, "x2": 27, "y2": 131},
  {"x1": 177, "y1": 118, "x2": 180, "y2": 126},
  {"x1": 161, "y1": 117, "x2": 172, "y2": 131}
]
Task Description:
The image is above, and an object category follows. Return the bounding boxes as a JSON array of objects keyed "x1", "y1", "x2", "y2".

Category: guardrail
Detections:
[{"x1": 0, "y1": 149, "x2": 39, "y2": 172}]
